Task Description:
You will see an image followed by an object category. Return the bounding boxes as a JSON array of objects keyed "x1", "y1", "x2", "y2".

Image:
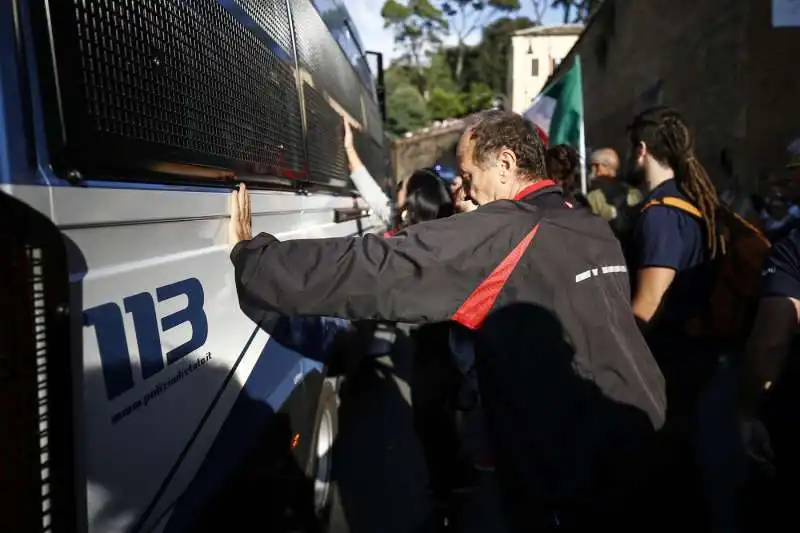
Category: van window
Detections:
[
  {"x1": 336, "y1": 23, "x2": 374, "y2": 94},
  {"x1": 313, "y1": 0, "x2": 375, "y2": 97}
]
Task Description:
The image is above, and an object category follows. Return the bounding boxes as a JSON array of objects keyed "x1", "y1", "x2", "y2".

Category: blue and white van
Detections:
[{"x1": 0, "y1": 0, "x2": 388, "y2": 531}]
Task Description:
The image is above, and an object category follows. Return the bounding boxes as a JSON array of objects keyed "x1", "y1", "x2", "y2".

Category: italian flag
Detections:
[
  {"x1": 523, "y1": 55, "x2": 584, "y2": 148},
  {"x1": 522, "y1": 55, "x2": 586, "y2": 191}
]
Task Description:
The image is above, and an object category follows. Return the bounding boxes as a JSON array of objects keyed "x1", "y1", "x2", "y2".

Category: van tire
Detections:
[{"x1": 308, "y1": 379, "x2": 349, "y2": 533}]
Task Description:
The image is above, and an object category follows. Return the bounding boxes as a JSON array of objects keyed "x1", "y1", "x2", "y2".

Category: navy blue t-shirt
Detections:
[
  {"x1": 632, "y1": 179, "x2": 712, "y2": 354},
  {"x1": 758, "y1": 229, "x2": 800, "y2": 486},
  {"x1": 762, "y1": 228, "x2": 800, "y2": 298}
]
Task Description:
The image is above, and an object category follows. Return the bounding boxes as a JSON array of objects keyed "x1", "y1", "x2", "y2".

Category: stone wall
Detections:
[
  {"x1": 389, "y1": 114, "x2": 487, "y2": 182},
  {"x1": 391, "y1": 127, "x2": 462, "y2": 183},
  {"x1": 554, "y1": 0, "x2": 800, "y2": 195},
  {"x1": 744, "y1": 0, "x2": 800, "y2": 189}
]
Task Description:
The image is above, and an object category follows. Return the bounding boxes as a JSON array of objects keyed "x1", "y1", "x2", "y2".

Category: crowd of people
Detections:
[{"x1": 227, "y1": 107, "x2": 800, "y2": 532}]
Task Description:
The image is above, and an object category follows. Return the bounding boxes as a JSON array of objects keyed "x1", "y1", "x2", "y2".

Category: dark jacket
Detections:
[{"x1": 231, "y1": 180, "x2": 666, "y2": 528}]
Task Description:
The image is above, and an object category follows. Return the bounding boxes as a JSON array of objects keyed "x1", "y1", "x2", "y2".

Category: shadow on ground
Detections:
[{"x1": 333, "y1": 327, "x2": 509, "y2": 533}]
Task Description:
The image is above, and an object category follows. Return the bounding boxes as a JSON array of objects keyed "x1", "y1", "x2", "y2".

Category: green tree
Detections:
[
  {"x1": 550, "y1": 0, "x2": 610, "y2": 68},
  {"x1": 386, "y1": 84, "x2": 430, "y2": 136},
  {"x1": 424, "y1": 49, "x2": 458, "y2": 93},
  {"x1": 439, "y1": 17, "x2": 534, "y2": 96},
  {"x1": 438, "y1": 0, "x2": 521, "y2": 82},
  {"x1": 427, "y1": 87, "x2": 466, "y2": 120},
  {"x1": 381, "y1": 0, "x2": 448, "y2": 82},
  {"x1": 551, "y1": 0, "x2": 572, "y2": 23},
  {"x1": 462, "y1": 82, "x2": 495, "y2": 113},
  {"x1": 551, "y1": 0, "x2": 604, "y2": 23},
  {"x1": 386, "y1": 63, "x2": 423, "y2": 95},
  {"x1": 471, "y1": 16, "x2": 536, "y2": 94},
  {"x1": 528, "y1": 0, "x2": 549, "y2": 24},
  {"x1": 442, "y1": 46, "x2": 479, "y2": 92}
]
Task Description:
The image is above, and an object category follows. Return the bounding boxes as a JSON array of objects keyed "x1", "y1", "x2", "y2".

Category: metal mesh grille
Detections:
[
  {"x1": 69, "y1": 0, "x2": 304, "y2": 173},
  {"x1": 304, "y1": 83, "x2": 348, "y2": 183},
  {"x1": 290, "y1": 0, "x2": 368, "y2": 138},
  {"x1": 353, "y1": 134, "x2": 389, "y2": 190},
  {"x1": 234, "y1": 0, "x2": 293, "y2": 53}
]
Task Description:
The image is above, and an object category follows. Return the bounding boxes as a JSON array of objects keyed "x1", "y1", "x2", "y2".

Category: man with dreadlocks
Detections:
[
  {"x1": 625, "y1": 107, "x2": 725, "y2": 330},
  {"x1": 624, "y1": 106, "x2": 744, "y2": 533}
]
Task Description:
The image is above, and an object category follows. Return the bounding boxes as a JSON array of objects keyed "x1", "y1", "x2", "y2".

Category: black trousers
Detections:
[{"x1": 410, "y1": 322, "x2": 470, "y2": 500}]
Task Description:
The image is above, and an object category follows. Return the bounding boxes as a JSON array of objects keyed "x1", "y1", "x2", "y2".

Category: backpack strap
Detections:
[{"x1": 642, "y1": 196, "x2": 702, "y2": 218}]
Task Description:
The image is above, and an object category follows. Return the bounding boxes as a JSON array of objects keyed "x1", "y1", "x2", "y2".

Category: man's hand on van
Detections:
[
  {"x1": 229, "y1": 183, "x2": 252, "y2": 246},
  {"x1": 341, "y1": 117, "x2": 364, "y2": 173},
  {"x1": 342, "y1": 117, "x2": 354, "y2": 150}
]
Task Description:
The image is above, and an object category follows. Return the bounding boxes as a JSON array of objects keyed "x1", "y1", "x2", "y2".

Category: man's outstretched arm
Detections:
[{"x1": 230, "y1": 212, "x2": 502, "y2": 324}]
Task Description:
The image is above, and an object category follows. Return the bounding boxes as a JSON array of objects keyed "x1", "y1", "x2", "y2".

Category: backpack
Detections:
[
  {"x1": 591, "y1": 180, "x2": 639, "y2": 235},
  {"x1": 641, "y1": 196, "x2": 771, "y2": 348}
]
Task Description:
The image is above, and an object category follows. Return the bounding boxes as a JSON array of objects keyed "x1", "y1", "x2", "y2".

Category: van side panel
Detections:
[
  {"x1": 3, "y1": 0, "x2": 387, "y2": 530},
  {"x1": 56, "y1": 187, "x2": 376, "y2": 532}
]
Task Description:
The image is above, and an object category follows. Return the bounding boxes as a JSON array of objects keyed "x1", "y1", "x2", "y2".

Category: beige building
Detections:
[{"x1": 507, "y1": 24, "x2": 584, "y2": 113}]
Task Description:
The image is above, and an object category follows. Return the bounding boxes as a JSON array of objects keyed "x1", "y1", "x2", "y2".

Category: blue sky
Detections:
[{"x1": 342, "y1": 0, "x2": 565, "y2": 62}]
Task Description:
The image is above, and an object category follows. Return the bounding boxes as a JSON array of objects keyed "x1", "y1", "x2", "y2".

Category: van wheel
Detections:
[{"x1": 309, "y1": 380, "x2": 349, "y2": 533}]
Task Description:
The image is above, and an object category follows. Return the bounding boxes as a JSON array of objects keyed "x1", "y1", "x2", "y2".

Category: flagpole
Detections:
[{"x1": 579, "y1": 109, "x2": 587, "y2": 195}]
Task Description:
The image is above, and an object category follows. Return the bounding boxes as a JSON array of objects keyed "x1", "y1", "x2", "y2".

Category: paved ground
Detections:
[{"x1": 331, "y1": 327, "x2": 510, "y2": 533}]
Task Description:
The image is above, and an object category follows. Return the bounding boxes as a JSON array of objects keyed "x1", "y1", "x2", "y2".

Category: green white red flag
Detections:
[{"x1": 522, "y1": 55, "x2": 586, "y2": 192}]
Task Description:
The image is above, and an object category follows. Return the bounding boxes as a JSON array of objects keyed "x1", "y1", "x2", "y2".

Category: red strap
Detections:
[
  {"x1": 451, "y1": 224, "x2": 541, "y2": 330},
  {"x1": 513, "y1": 179, "x2": 557, "y2": 201}
]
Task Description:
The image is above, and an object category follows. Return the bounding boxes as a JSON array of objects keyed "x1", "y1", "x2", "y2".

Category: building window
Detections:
[
  {"x1": 551, "y1": 57, "x2": 561, "y2": 73},
  {"x1": 531, "y1": 58, "x2": 539, "y2": 76}
]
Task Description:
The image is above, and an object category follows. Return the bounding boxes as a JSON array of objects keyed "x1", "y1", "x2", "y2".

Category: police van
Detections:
[{"x1": 1, "y1": 0, "x2": 388, "y2": 531}]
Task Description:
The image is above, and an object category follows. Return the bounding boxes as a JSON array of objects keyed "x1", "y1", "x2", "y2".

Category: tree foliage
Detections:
[
  {"x1": 462, "y1": 82, "x2": 495, "y2": 113},
  {"x1": 427, "y1": 88, "x2": 466, "y2": 120},
  {"x1": 386, "y1": 84, "x2": 431, "y2": 136},
  {"x1": 470, "y1": 16, "x2": 536, "y2": 94},
  {"x1": 423, "y1": 50, "x2": 464, "y2": 121},
  {"x1": 528, "y1": 0, "x2": 549, "y2": 23},
  {"x1": 439, "y1": 16, "x2": 535, "y2": 98},
  {"x1": 551, "y1": 0, "x2": 604, "y2": 23},
  {"x1": 380, "y1": 4, "x2": 543, "y2": 134},
  {"x1": 425, "y1": 50, "x2": 459, "y2": 94},
  {"x1": 438, "y1": 0, "x2": 521, "y2": 82},
  {"x1": 381, "y1": 0, "x2": 448, "y2": 76}
]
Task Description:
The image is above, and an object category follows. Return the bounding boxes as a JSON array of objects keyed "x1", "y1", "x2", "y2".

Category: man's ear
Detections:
[
  {"x1": 637, "y1": 141, "x2": 648, "y2": 159},
  {"x1": 498, "y1": 147, "x2": 517, "y2": 172}
]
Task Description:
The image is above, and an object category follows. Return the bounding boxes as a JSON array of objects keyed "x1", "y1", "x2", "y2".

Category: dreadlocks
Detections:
[{"x1": 628, "y1": 106, "x2": 726, "y2": 258}]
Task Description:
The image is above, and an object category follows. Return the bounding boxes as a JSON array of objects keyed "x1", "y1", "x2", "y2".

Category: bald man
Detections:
[
  {"x1": 587, "y1": 148, "x2": 642, "y2": 227},
  {"x1": 590, "y1": 148, "x2": 620, "y2": 179}
]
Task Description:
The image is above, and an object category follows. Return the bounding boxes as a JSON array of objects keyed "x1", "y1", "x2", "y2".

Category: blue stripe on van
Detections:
[
  {"x1": 14, "y1": 171, "x2": 238, "y2": 192},
  {"x1": 128, "y1": 325, "x2": 263, "y2": 532},
  {"x1": 159, "y1": 339, "x2": 318, "y2": 532},
  {"x1": 217, "y1": 0, "x2": 294, "y2": 63},
  {"x1": 50, "y1": 179, "x2": 232, "y2": 194}
]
